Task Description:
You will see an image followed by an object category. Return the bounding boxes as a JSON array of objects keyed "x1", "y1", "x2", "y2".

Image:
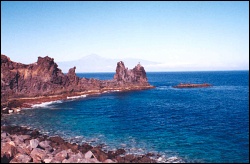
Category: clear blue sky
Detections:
[{"x1": 1, "y1": 1, "x2": 249, "y2": 71}]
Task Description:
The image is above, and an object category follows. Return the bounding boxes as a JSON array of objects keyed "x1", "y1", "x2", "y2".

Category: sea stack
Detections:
[{"x1": 114, "y1": 61, "x2": 148, "y2": 84}]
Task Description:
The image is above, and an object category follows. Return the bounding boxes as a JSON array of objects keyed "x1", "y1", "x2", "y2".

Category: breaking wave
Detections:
[
  {"x1": 67, "y1": 94, "x2": 87, "y2": 99},
  {"x1": 31, "y1": 100, "x2": 63, "y2": 108},
  {"x1": 156, "y1": 86, "x2": 177, "y2": 90}
]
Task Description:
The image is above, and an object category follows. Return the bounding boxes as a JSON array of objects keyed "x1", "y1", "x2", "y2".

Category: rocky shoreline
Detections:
[
  {"x1": 1, "y1": 54, "x2": 155, "y2": 115},
  {"x1": 1, "y1": 85, "x2": 154, "y2": 115},
  {"x1": 1, "y1": 125, "x2": 158, "y2": 163}
]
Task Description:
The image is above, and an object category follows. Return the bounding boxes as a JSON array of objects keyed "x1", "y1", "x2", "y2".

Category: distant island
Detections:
[
  {"x1": 173, "y1": 83, "x2": 212, "y2": 88},
  {"x1": 1, "y1": 54, "x2": 154, "y2": 114}
]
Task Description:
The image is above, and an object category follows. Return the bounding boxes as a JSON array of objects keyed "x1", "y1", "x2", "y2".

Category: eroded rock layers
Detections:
[{"x1": 1, "y1": 54, "x2": 153, "y2": 103}]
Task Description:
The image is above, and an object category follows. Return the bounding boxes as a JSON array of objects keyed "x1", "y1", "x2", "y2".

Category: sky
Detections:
[{"x1": 1, "y1": 1, "x2": 249, "y2": 71}]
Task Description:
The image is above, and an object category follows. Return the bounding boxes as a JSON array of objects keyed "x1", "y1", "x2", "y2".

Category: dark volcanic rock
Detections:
[
  {"x1": 1, "y1": 125, "x2": 158, "y2": 163},
  {"x1": 91, "y1": 147, "x2": 108, "y2": 162},
  {"x1": 1, "y1": 54, "x2": 153, "y2": 110},
  {"x1": 30, "y1": 148, "x2": 47, "y2": 163},
  {"x1": 1, "y1": 142, "x2": 18, "y2": 163},
  {"x1": 10, "y1": 153, "x2": 32, "y2": 163},
  {"x1": 1, "y1": 55, "x2": 69, "y2": 100},
  {"x1": 49, "y1": 136, "x2": 65, "y2": 145},
  {"x1": 114, "y1": 61, "x2": 148, "y2": 85},
  {"x1": 173, "y1": 83, "x2": 212, "y2": 88},
  {"x1": 108, "y1": 148, "x2": 126, "y2": 159}
]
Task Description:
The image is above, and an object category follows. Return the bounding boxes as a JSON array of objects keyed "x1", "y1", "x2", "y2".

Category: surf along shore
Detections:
[
  {"x1": 2, "y1": 88, "x2": 165, "y2": 163},
  {"x1": 1, "y1": 86, "x2": 154, "y2": 114}
]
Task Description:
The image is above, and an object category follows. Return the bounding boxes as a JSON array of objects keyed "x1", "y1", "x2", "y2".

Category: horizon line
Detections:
[{"x1": 71, "y1": 70, "x2": 249, "y2": 74}]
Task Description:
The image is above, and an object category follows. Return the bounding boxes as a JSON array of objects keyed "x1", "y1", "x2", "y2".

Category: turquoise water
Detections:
[{"x1": 2, "y1": 71, "x2": 249, "y2": 162}]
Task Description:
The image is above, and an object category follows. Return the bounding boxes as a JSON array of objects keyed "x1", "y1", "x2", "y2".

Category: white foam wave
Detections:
[
  {"x1": 32, "y1": 100, "x2": 62, "y2": 108},
  {"x1": 209, "y1": 86, "x2": 244, "y2": 91},
  {"x1": 67, "y1": 94, "x2": 87, "y2": 99},
  {"x1": 156, "y1": 86, "x2": 174, "y2": 90},
  {"x1": 163, "y1": 156, "x2": 184, "y2": 163},
  {"x1": 112, "y1": 90, "x2": 120, "y2": 92}
]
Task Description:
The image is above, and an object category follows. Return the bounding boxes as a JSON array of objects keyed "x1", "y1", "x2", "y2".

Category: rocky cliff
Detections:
[
  {"x1": 1, "y1": 55, "x2": 153, "y2": 104},
  {"x1": 114, "y1": 61, "x2": 148, "y2": 84}
]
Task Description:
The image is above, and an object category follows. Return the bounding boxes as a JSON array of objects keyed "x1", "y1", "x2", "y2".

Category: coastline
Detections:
[
  {"x1": 1, "y1": 87, "x2": 164, "y2": 163},
  {"x1": 1, "y1": 85, "x2": 155, "y2": 114},
  {"x1": 1, "y1": 55, "x2": 166, "y2": 163}
]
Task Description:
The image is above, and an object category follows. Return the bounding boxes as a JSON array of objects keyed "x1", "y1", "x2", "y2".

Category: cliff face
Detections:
[
  {"x1": 114, "y1": 61, "x2": 148, "y2": 84},
  {"x1": 1, "y1": 55, "x2": 153, "y2": 102},
  {"x1": 1, "y1": 55, "x2": 72, "y2": 100}
]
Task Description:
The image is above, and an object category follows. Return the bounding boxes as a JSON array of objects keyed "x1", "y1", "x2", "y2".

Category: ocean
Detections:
[{"x1": 2, "y1": 71, "x2": 249, "y2": 163}]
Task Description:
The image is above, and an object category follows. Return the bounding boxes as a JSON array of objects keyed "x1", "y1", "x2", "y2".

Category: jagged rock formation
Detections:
[
  {"x1": 1, "y1": 55, "x2": 153, "y2": 104},
  {"x1": 114, "y1": 61, "x2": 148, "y2": 84}
]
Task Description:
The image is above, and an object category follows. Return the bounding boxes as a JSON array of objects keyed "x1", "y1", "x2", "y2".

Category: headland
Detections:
[
  {"x1": 1, "y1": 54, "x2": 159, "y2": 163},
  {"x1": 1, "y1": 54, "x2": 154, "y2": 114}
]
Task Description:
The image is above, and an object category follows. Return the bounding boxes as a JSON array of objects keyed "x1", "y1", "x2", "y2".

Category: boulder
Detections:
[
  {"x1": 62, "y1": 159, "x2": 70, "y2": 163},
  {"x1": 44, "y1": 158, "x2": 52, "y2": 163},
  {"x1": 49, "y1": 136, "x2": 65, "y2": 144},
  {"x1": 1, "y1": 132, "x2": 7, "y2": 138},
  {"x1": 91, "y1": 147, "x2": 108, "y2": 162},
  {"x1": 65, "y1": 149, "x2": 75, "y2": 158},
  {"x1": 30, "y1": 148, "x2": 46, "y2": 163},
  {"x1": 16, "y1": 146, "x2": 31, "y2": 155},
  {"x1": 124, "y1": 154, "x2": 136, "y2": 162},
  {"x1": 104, "y1": 159, "x2": 116, "y2": 163},
  {"x1": 79, "y1": 143, "x2": 93, "y2": 154},
  {"x1": 9, "y1": 153, "x2": 31, "y2": 163},
  {"x1": 85, "y1": 150, "x2": 96, "y2": 159},
  {"x1": 2, "y1": 137, "x2": 12, "y2": 143},
  {"x1": 65, "y1": 142, "x2": 79, "y2": 153},
  {"x1": 30, "y1": 139, "x2": 39, "y2": 149},
  {"x1": 138, "y1": 156, "x2": 154, "y2": 163},
  {"x1": 8, "y1": 141, "x2": 15, "y2": 147},
  {"x1": 65, "y1": 152, "x2": 84, "y2": 163},
  {"x1": 1, "y1": 142, "x2": 18, "y2": 160},
  {"x1": 30, "y1": 129, "x2": 40, "y2": 138},
  {"x1": 19, "y1": 134, "x2": 31, "y2": 140},
  {"x1": 53, "y1": 150, "x2": 68, "y2": 162},
  {"x1": 108, "y1": 148, "x2": 126, "y2": 159},
  {"x1": 115, "y1": 156, "x2": 125, "y2": 163},
  {"x1": 39, "y1": 140, "x2": 51, "y2": 149},
  {"x1": 13, "y1": 135, "x2": 24, "y2": 146}
]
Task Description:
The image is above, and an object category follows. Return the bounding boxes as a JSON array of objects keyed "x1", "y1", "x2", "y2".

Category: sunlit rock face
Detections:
[
  {"x1": 1, "y1": 54, "x2": 153, "y2": 102},
  {"x1": 114, "y1": 61, "x2": 148, "y2": 84}
]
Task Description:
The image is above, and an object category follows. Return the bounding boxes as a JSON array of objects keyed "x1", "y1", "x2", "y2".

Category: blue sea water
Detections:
[{"x1": 2, "y1": 71, "x2": 249, "y2": 163}]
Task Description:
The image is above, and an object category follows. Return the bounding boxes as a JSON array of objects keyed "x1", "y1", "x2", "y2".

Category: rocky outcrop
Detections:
[
  {"x1": 173, "y1": 83, "x2": 212, "y2": 88},
  {"x1": 1, "y1": 125, "x2": 157, "y2": 163},
  {"x1": 114, "y1": 61, "x2": 148, "y2": 85},
  {"x1": 1, "y1": 55, "x2": 70, "y2": 100},
  {"x1": 1, "y1": 54, "x2": 154, "y2": 111}
]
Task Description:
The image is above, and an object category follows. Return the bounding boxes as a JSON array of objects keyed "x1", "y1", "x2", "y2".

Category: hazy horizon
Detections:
[{"x1": 1, "y1": 1, "x2": 249, "y2": 72}]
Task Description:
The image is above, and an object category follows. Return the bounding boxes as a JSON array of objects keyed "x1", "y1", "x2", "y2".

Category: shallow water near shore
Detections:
[{"x1": 2, "y1": 71, "x2": 249, "y2": 163}]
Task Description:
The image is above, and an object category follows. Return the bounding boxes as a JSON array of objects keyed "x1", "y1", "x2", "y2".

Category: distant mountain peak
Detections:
[
  {"x1": 83, "y1": 54, "x2": 102, "y2": 59},
  {"x1": 57, "y1": 54, "x2": 160, "y2": 73}
]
